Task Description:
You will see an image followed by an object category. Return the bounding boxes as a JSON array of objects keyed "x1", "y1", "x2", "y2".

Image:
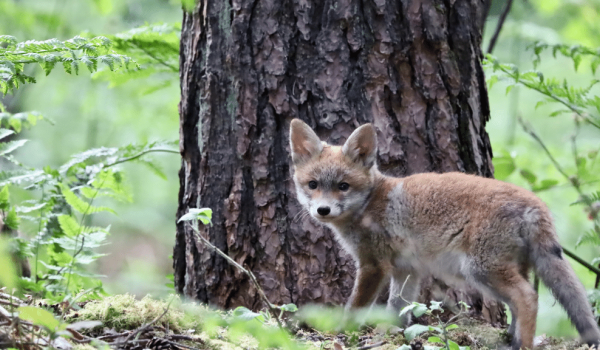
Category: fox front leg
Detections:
[
  {"x1": 387, "y1": 270, "x2": 420, "y2": 327},
  {"x1": 346, "y1": 264, "x2": 386, "y2": 309}
]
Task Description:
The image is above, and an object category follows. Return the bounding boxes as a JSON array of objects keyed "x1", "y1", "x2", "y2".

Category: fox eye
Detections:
[
  {"x1": 338, "y1": 182, "x2": 350, "y2": 191},
  {"x1": 308, "y1": 181, "x2": 318, "y2": 189}
]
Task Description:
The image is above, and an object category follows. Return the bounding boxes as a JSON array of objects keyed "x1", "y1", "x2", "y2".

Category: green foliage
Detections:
[
  {"x1": 530, "y1": 42, "x2": 600, "y2": 73},
  {"x1": 0, "y1": 35, "x2": 139, "y2": 94},
  {"x1": 0, "y1": 107, "x2": 177, "y2": 302},
  {"x1": 0, "y1": 237, "x2": 18, "y2": 289},
  {"x1": 487, "y1": 42, "x2": 600, "y2": 309},
  {"x1": 485, "y1": 55, "x2": 600, "y2": 129},
  {"x1": 400, "y1": 301, "x2": 470, "y2": 350},
  {"x1": 178, "y1": 207, "x2": 212, "y2": 225},
  {"x1": 80, "y1": 23, "x2": 181, "y2": 94}
]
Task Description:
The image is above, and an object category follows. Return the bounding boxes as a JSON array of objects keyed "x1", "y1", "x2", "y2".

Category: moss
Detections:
[
  {"x1": 72, "y1": 345, "x2": 97, "y2": 350},
  {"x1": 70, "y1": 294, "x2": 210, "y2": 333}
]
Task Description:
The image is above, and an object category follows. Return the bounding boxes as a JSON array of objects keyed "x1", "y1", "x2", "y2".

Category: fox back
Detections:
[{"x1": 289, "y1": 118, "x2": 600, "y2": 350}]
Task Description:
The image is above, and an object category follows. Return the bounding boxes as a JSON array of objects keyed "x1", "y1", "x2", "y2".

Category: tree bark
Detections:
[{"x1": 175, "y1": 0, "x2": 506, "y2": 326}]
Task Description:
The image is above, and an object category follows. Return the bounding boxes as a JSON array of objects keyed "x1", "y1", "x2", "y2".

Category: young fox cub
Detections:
[{"x1": 289, "y1": 119, "x2": 600, "y2": 350}]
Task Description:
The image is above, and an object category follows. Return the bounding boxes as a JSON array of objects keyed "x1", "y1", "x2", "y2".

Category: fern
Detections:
[
  {"x1": 0, "y1": 35, "x2": 139, "y2": 94},
  {"x1": 0, "y1": 106, "x2": 48, "y2": 132},
  {"x1": 59, "y1": 184, "x2": 116, "y2": 215},
  {"x1": 576, "y1": 226, "x2": 600, "y2": 248},
  {"x1": 485, "y1": 55, "x2": 600, "y2": 129},
  {"x1": 530, "y1": 42, "x2": 600, "y2": 73},
  {"x1": 571, "y1": 191, "x2": 600, "y2": 206},
  {"x1": 92, "y1": 23, "x2": 180, "y2": 89}
]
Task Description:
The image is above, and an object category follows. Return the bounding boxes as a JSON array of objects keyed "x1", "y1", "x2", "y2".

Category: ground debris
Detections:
[{"x1": 0, "y1": 292, "x2": 594, "y2": 350}]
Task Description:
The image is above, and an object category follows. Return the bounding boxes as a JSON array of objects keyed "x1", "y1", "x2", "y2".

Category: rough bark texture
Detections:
[{"x1": 175, "y1": 0, "x2": 506, "y2": 326}]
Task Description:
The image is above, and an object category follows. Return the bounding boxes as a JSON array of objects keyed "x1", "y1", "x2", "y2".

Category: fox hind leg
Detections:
[{"x1": 475, "y1": 266, "x2": 538, "y2": 350}]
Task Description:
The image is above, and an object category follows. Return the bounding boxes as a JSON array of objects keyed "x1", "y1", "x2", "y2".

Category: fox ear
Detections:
[
  {"x1": 290, "y1": 119, "x2": 323, "y2": 165},
  {"x1": 342, "y1": 124, "x2": 377, "y2": 168}
]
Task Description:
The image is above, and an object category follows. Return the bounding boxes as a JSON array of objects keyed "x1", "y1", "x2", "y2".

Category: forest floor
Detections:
[{"x1": 0, "y1": 293, "x2": 591, "y2": 350}]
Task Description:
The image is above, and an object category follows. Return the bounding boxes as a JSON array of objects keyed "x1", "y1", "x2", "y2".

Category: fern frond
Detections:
[
  {"x1": 576, "y1": 226, "x2": 600, "y2": 248},
  {"x1": 59, "y1": 184, "x2": 116, "y2": 215},
  {"x1": 484, "y1": 55, "x2": 600, "y2": 130},
  {"x1": 0, "y1": 110, "x2": 48, "y2": 132},
  {"x1": 0, "y1": 35, "x2": 139, "y2": 95},
  {"x1": 530, "y1": 42, "x2": 600, "y2": 73},
  {"x1": 92, "y1": 23, "x2": 180, "y2": 88},
  {"x1": 0, "y1": 139, "x2": 27, "y2": 156}
]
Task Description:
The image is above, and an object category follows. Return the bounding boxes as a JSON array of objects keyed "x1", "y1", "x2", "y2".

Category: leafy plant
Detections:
[
  {"x1": 0, "y1": 35, "x2": 139, "y2": 94},
  {"x1": 93, "y1": 23, "x2": 180, "y2": 92},
  {"x1": 1, "y1": 106, "x2": 178, "y2": 302},
  {"x1": 178, "y1": 208, "x2": 300, "y2": 328},
  {"x1": 399, "y1": 301, "x2": 470, "y2": 350},
  {"x1": 486, "y1": 43, "x2": 600, "y2": 317}
]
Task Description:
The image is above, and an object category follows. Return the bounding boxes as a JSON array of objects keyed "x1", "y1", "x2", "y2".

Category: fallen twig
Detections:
[
  {"x1": 112, "y1": 304, "x2": 171, "y2": 347},
  {"x1": 357, "y1": 340, "x2": 386, "y2": 350},
  {"x1": 165, "y1": 339, "x2": 203, "y2": 350},
  {"x1": 187, "y1": 222, "x2": 285, "y2": 328}
]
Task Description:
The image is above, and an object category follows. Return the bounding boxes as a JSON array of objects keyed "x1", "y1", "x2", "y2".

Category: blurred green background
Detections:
[{"x1": 2, "y1": 0, "x2": 599, "y2": 338}]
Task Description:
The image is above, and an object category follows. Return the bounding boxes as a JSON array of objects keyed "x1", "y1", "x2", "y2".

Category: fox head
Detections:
[{"x1": 289, "y1": 119, "x2": 377, "y2": 223}]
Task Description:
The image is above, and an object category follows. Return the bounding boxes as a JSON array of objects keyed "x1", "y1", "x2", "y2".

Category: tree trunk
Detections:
[{"x1": 175, "y1": 0, "x2": 506, "y2": 326}]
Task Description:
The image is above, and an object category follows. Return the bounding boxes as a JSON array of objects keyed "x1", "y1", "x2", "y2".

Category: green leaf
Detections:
[
  {"x1": 0, "y1": 139, "x2": 27, "y2": 156},
  {"x1": 181, "y1": 0, "x2": 196, "y2": 11},
  {"x1": 519, "y1": 169, "x2": 537, "y2": 184},
  {"x1": 92, "y1": 0, "x2": 114, "y2": 14},
  {"x1": 58, "y1": 215, "x2": 81, "y2": 237},
  {"x1": 59, "y1": 184, "x2": 116, "y2": 215},
  {"x1": 399, "y1": 303, "x2": 418, "y2": 318},
  {"x1": 448, "y1": 340, "x2": 460, "y2": 350},
  {"x1": 279, "y1": 303, "x2": 298, "y2": 313},
  {"x1": 429, "y1": 300, "x2": 443, "y2": 312},
  {"x1": 404, "y1": 324, "x2": 430, "y2": 341},
  {"x1": 0, "y1": 128, "x2": 14, "y2": 140},
  {"x1": 549, "y1": 110, "x2": 569, "y2": 117},
  {"x1": 0, "y1": 185, "x2": 8, "y2": 210},
  {"x1": 487, "y1": 75, "x2": 498, "y2": 90},
  {"x1": 505, "y1": 85, "x2": 515, "y2": 95},
  {"x1": 533, "y1": 179, "x2": 558, "y2": 192},
  {"x1": 428, "y1": 336, "x2": 443, "y2": 344},
  {"x1": 18, "y1": 306, "x2": 60, "y2": 331},
  {"x1": 0, "y1": 238, "x2": 17, "y2": 289},
  {"x1": 446, "y1": 324, "x2": 459, "y2": 330},
  {"x1": 4, "y1": 208, "x2": 19, "y2": 230},
  {"x1": 232, "y1": 306, "x2": 265, "y2": 322},
  {"x1": 413, "y1": 303, "x2": 429, "y2": 317},
  {"x1": 139, "y1": 159, "x2": 167, "y2": 180},
  {"x1": 178, "y1": 208, "x2": 213, "y2": 224},
  {"x1": 534, "y1": 101, "x2": 546, "y2": 110},
  {"x1": 493, "y1": 156, "x2": 516, "y2": 180}
]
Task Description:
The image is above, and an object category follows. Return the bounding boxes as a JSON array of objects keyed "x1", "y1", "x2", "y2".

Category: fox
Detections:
[{"x1": 289, "y1": 118, "x2": 600, "y2": 350}]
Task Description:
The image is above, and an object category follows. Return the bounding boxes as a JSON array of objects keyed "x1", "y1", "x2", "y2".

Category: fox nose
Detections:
[{"x1": 317, "y1": 207, "x2": 331, "y2": 216}]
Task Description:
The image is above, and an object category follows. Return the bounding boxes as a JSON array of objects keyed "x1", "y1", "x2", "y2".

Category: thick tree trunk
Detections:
[{"x1": 175, "y1": 0, "x2": 506, "y2": 326}]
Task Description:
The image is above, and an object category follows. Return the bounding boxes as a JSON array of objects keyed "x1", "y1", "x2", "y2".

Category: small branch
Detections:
[
  {"x1": 357, "y1": 341, "x2": 386, "y2": 350},
  {"x1": 187, "y1": 222, "x2": 284, "y2": 328},
  {"x1": 397, "y1": 275, "x2": 411, "y2": 305},
  {"x1": 132, "y1": 42, "x2": 178, "y2": 72},
  {"x1": 164, "y1": 339, "x2": 203, "y2": 350},
  {"x1": 563, "y1": 247, "x2": 600, "y2": 276},
  {"x1": 104, "y1": 148, "x2": 179, "y2": 168},
  {"x1": 518, "y1": 117, "x2": 570, "y2": 180},
  {"x1": 487, "y1": 0, "x2": 514, "y2": 54},
  {"x1": 114, "y1": 304, "x2": 171, "y2": 347}
]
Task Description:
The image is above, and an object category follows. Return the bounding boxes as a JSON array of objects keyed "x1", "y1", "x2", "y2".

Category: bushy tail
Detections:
[{"x1": 534, "y1": 240, "x2": 600, "y2": 346}]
